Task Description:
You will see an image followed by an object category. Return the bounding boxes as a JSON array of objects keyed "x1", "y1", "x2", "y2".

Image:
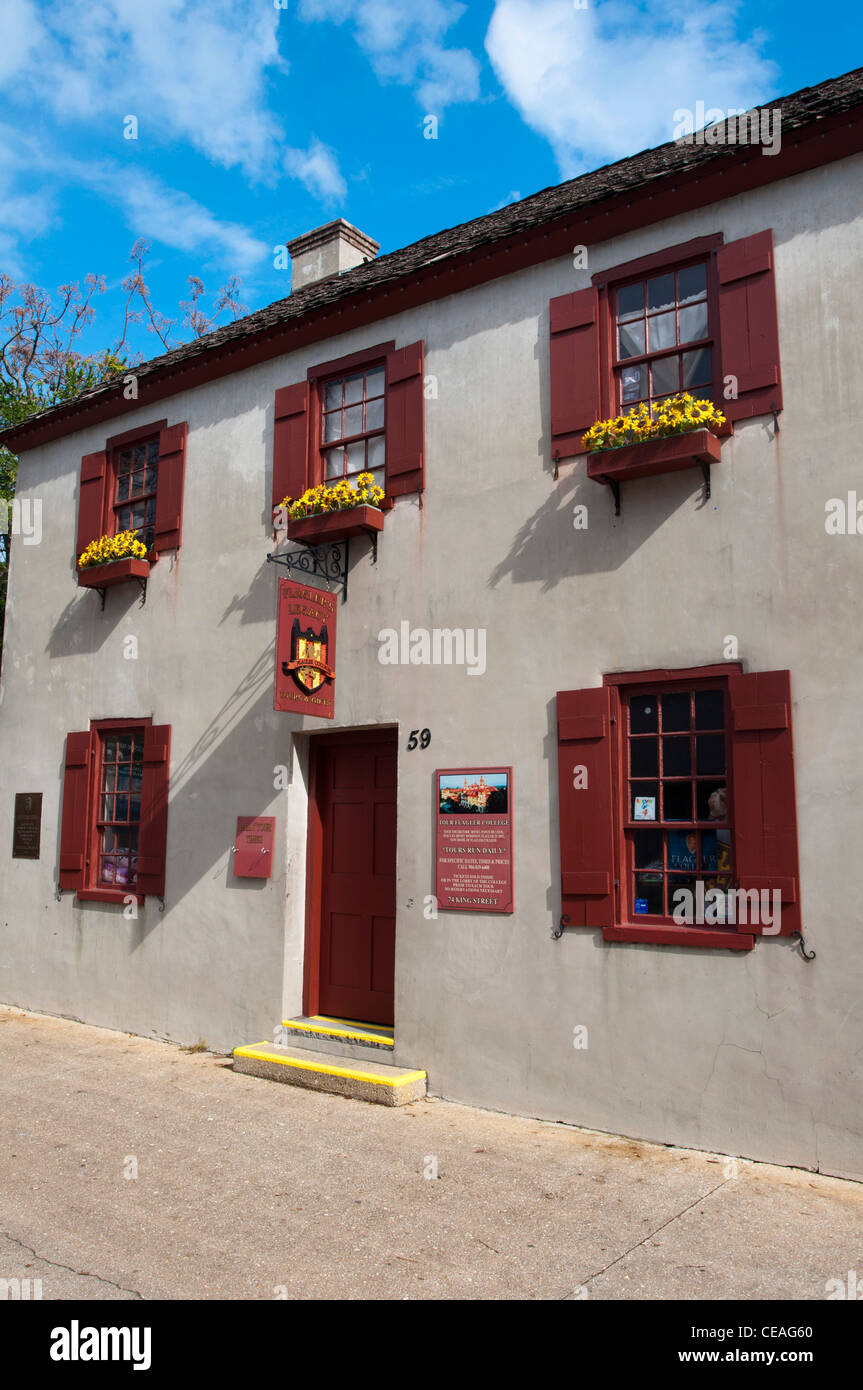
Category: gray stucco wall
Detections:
[{"x1": 1, "y1": 152, "x2": 862, "y2": 1179}]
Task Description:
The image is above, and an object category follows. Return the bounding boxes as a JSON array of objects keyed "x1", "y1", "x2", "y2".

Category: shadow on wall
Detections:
[{"x1": 46, "y1": 560, "x2": 142, "y2": 658}]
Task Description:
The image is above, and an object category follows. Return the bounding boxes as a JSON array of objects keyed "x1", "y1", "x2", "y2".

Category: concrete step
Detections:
[
  {"x1": 274, "y1": 1015, "x2": 395, "y2": 1064},
  {"x1": 233, "y1": 1041, "x2": 426, "y2": 1106}
]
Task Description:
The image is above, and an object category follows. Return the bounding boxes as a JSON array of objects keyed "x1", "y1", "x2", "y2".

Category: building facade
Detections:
[{"x1": 2, "y1": 70, "x2": 863, "y2": 1179}]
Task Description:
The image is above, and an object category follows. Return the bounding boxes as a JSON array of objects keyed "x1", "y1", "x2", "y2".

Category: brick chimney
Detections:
[{"x1": 288, "y1": 219, "x2": 379, "y2": 290}]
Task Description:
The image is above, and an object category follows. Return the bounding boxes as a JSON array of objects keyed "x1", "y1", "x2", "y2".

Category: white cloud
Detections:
[
  {"x1": 0, "y1": 0, "x2": 286, "y2": 180},
  {"x1": 79, "y1": 165, "x2": 269, "y2": 273},
  {"x1": 284, "y1": 139, "x2": 348, "y2": 202},
  {"x1": 299, "y1": 0, "x2": 481, "y2": 108},
  {"x1": 485, "y1": 0, "x2": 777, "y2": 174}
]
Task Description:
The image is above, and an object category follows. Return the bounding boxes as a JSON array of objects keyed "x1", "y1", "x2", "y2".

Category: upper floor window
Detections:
[
  {"x1": 113, "y1": 439, "x2": 159, "y2": 551},
  {"x1": 320, "y1": 365, "x2": 386, "y2": 491},
  {"x1": 615, "y1": 261, "x2": 712, "y2": 410}
]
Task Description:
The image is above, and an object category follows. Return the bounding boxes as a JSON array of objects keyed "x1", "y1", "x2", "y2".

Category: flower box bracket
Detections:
[
  {"x1": 77, "y1": 556, "x2": 150, "y2": 609},
  {"x1": 586, "y1": 428, "x2": 722, "y2": 517}
]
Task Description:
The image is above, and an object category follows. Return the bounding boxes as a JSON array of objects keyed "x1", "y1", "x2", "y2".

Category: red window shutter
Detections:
[
  {"x1": 556, "y1": 686, "x2": 616, "y2": 927},
  {"x1": 385, "y1": 341, "x2": 425, "y2": 498},
  {"x1": 728, "y1": 670, "x2": 800, "y2": 936},
  {"x1": 137, "y1": 724, "x2": 171, "y2": 898},
  {"x1": 153, "y1": 422, "x2": 187, "y2": 553},
  {"x1": 76, "y1": 451, "x2": 107, "y2": 560},
  {"x1": 717, "y1": 230, "x2": 782, "y2": 423},
  {"x1": 549, "y1": 288, "x2": 601, "y2": 460},
  {"x1": 273, "y1": 382, "x2": 310, "y2": 515},
  {"x1": 59, "y1": 731, "x2": 94, "y2": 891}
]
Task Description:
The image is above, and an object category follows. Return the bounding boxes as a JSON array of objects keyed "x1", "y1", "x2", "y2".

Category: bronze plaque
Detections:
[{"x1": 12, "y1": 793, "x2": 42, "y2": 859}]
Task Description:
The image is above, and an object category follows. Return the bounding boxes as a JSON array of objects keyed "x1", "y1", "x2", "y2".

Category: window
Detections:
[
  {"x1": 59, "y1": 721, "x2": 171, "y2": 904},
  {"x1": 320, "y1": 364, "x2": 386, "y2": 490},
  {"x1": 96, "y1": 728, "x2": 145, "y2": 887},
  {"x1": 555, "y1": 666, "x2": 800, "y2": 948},
  {"x1": 272, "y1": 338, "x2": 426, "y2": 516},
  {"x1": 623, "y1": 682, "x2": 732, "y2": 925},
  {"x1": 615, "y1": 262, "x2": 713, "y2": 410},
  {"x1": 113, "y1": 439, "x2": 159, "y2": 551},
  {"x1": 549, "y1": 229, "x2": 783, "y2": 461},
  {"x1": 75, "y1": 421, "x2": 187, "y2": 567}
]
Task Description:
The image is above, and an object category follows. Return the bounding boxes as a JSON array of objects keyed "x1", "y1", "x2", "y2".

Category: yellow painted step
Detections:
[{"x1": 233, "y1": 1042, "x2": 426, "y2": 1106}]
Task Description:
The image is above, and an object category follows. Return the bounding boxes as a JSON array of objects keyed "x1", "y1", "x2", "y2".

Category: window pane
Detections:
[
  {"x1": 325, "y1": 448, "x2": 344, "y2": 480},
  {"x1": 662, "y1": 736, "x2": 691, "y2": 777},
  {"x1": 663, "y1": 781, "x2": 692, "y2": 820},
  {"x1": 145, "y1": 465, "x2": 158, "y2": 492},
  {"x1": 117, "y1": 766, "x2": 130, "y2": 790},
  {"x1": 695, "y1": 689, "x2": 724, "y2": 729},
  {"x1": 683, "y1": 347, "x2": 712, "y2": 387},
  {"x1": 103, "y1": 827, "x2": 116, "y2": 852},
  {"x1": 651, "y1": 355, "x2": 679, "y2": 397},
  {"x1": 630, "y1": 738, "x2": 658, "y2": 778},
  {"x1": 118, "y1": 738, "x2": 131, "y2": 760},
  {"x1": 366, "y1": 366, "x2": 385, "y2": 397},
  {"x1": 630, "y1": 694, "x2": 658, "y2": 734},
  {"x1": 620, "y1": 364, "x2": 647, "y2": 402},
  {"x1": 323, "y1": 410, "x2": 342, "y2": 443},
  {"x1": 365, "y1": 396, "x2": 384, "y2": 431},
  {"x1": 697, "y1": 780, "x2": 727, "y2": 821},
  {"x1": 647, "y1": 273, "x2": 675, "y2": 312},
  {"x1": 133, "y1": 445, "x2": 145, "y2": 466},
  {"x1": 146, "y1": 498, "x2": 156, "y2": 524},
  {"x1": 696, "y1": 734, "x2": 725, "y2": 776},
  {"x1": 343, "y1": 404, "x2": 363, "y2": 437},
  {"x1": 115, "y1": 795, "x2": 129, "y2": 821},
  {"x1": 101, "y1": 794, "x2": 113, "y2": 820},
  {"x1": 131, "y1": 503, "x2": 146, "y2": 527},
  {"x1": 131, "y1": 471, "x2": 144, "y2": 497},
  {"x1": 633, "y1": 828, "x2": 663, "y2": 868},
  {"x1": 101, "y1": 858, "x2": 116, "y2": 883},
  {"x1": 118, "y1": 452, "x2": 132, "y2": 475},
  {"x1": 679, "y1": 301, "x2": 708, "y2": 344},
  {"x1": 130, "y1": 797, "x2": 141, "y2": 822},
  {"x1": 324, "y1": 381, "x2": 342, "y2": 411},
  {"x1": 344, "y1": 373, "x2": 364, "y2": 406},
  {"x1": 345, "y1": 440, "x2": 365, "y2": 474},
  {"x1": 116, "y1": 474, "x2": 130, "y2": 501},
  {"x1": 617, "y1": 282, "x2": 644, "y2": 321},
  {"x1": 634, "y1": 873, "x2": 663, "y2": 914},
  {"x1": 678, "y1": 263, "x2": 707, "y2": 304},
  {"x1": 667, "y1": 875, "x2": 697, "y2": 917},
  {"x1": 131, "y1": 763, "x2": 143, "y2": 791},
  {"x1": 369, "y1": 467, "x2": 385, "y2": 491},
  {"x1": 102, "y1": 765, "x2": 115, "y2": 791},
  {"x1": 661, "y1": 692, "x2": 690, "y2": 731},
  {"x1": 618, "y1": 320, "x2": 645, "y2": 359},
  {"x1": 648, "y1": 310, "x2": 676, "y2": 351},
  {"x1": 147, "y1": 441, "x2": 159, "y2": 463},
  {"x1": 367, "y1": 435, "x2": 385, "y2": 471},
  {"x1": 667, "y1": 830, "x2": 698, "y2": 871},
  {"x1": 631, "y1": 781, "x2": 659, "y2": 819}
]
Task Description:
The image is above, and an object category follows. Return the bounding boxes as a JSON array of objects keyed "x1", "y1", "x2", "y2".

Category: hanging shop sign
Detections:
[
  {"x1": 434, "y1": 767, "x2": 513, "y2": 913},
  {"x1": 274, "y1": 578, "x2": 337, "y2": 720},
  {"x1": 12, "y1": 792, "x2": 42, "y2": 859},
  {"x1": 233, "y1": 816, "x2": 276, "y2": 878}
]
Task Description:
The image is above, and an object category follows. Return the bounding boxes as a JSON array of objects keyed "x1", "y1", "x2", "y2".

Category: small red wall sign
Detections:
[
  {"x1": 234, "y1": 816, "x2": 276, "y2": 878},
  {"x1": 275, "y1": 578, "x2": 337, "y2": 720},
  {"x1": 434, "y1": 766, "x2": 514, "y2": 913}
]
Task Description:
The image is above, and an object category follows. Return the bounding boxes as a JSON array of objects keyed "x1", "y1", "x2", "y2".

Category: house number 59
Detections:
[{"x1": 407, "y1": 729, "x2": 431, "y2": 750}]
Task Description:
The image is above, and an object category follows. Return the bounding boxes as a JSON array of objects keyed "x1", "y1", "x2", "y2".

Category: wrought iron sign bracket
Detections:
[
  {"x1": 699, "y1": 458, "x2": 712, "y2": 501},
  {"x1": 552, "y1": 912, "x2": 570, "y2": 940},
  {"x1": 267, "y1": 540, "x2": 350, "y2": 602}
]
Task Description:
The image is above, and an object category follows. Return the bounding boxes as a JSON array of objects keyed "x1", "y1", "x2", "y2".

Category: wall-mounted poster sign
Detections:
[
  {"x1": 434, "y1": 767, "x2": 513, "y2": 913},
  {"x1": 234, "y1": 816, "x2": 276, "y2": 878},
  {"x1": 275, "y1": 578, "x2": 337, "y2": 720},
  {"x1": 12, "y1": 793, "x2": 42, "y2": 859}
]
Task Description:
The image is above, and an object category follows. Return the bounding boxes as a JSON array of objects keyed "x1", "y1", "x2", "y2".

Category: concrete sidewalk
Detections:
[{"x1": 1, "y1": 1006, "x2": 861, "y2": 1300}]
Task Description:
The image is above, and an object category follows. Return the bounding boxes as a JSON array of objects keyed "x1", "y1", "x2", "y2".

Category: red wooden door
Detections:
[{"x1": 316, "y1": 734, "x2": 397, "y2": 1025}]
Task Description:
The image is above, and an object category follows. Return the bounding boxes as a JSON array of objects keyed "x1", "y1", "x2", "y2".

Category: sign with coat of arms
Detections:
[{"x1": 275, "y1": 578, "x2": 337, "y2": 719}]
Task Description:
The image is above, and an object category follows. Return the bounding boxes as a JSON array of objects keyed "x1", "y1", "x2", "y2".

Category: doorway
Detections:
[{"x1": 305, "y1": 730, "x2": 397, "y2": 1027}]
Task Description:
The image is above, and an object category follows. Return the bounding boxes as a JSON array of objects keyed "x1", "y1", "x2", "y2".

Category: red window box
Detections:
[
  {"x1": 586, "y1": 427, "x2": 722, "y2": 488},
  {"x1": 287, "y1": 503, "x2": 386, "y2": 546},
  {"x1": 77, "y1": 556, "x2": 151, "y2": 590}
]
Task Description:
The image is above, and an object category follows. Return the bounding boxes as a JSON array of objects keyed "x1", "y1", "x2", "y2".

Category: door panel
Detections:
[{"x1": 316, "y1": 734, "x2": 397, "y2": 1025}]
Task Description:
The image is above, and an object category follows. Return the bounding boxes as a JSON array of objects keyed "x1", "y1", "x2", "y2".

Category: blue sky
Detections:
[{"x1": 1, "y1": 0, "x2": 859, "y2": 365}]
